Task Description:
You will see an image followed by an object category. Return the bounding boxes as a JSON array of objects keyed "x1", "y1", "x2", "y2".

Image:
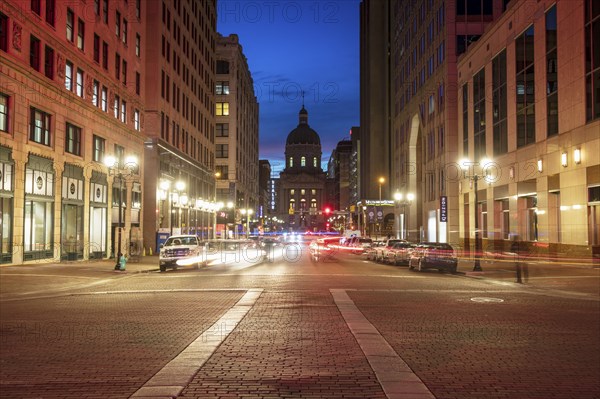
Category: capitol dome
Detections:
[{"x1": 285, "y1": 106, "x2": 321, "y2": 146}]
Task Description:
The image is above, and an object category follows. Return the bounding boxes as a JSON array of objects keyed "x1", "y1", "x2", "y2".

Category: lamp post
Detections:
[
  {"x1": 213, "y1": 172, "x2": 221, "y2": 239},
  {"x1": 158, "y1": 180, "x2": 170, "y2": 229},
  {"x1": 378, "y1": 177, "x2": 385, "y2": 201},
  {"x1": 105, "y1": 154, "x2": 138, "y2": 270},
  {"x1": 226, "y1": 201, "x2": 234, "y2": 238},
  {"x1": 170, "y1": 180, "x2": 186, "y2": 236},
  {"x1": 240, "y1": 208, "x2": 253, "y2": 238},
  {"x1": 460, "y1": 158, "x2": 492, "y2": 272},
  {"x1": 393, "y1": 191, "x2": 415, "y2": 240}
]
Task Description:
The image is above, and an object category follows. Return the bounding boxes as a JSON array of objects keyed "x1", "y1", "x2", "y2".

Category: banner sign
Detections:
[{"x1": 440, "y1": 196, "x2": 448, "y2": 222}]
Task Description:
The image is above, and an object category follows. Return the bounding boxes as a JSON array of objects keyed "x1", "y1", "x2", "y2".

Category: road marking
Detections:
[
  {"x1": 331, "y1": 289, "x2": 435, "y2": 399},
  {"x1": 470, "y1": 297, "x2": 505, "y2": 303},
  {"x1": 129, "y1": 288, "x2": 263, "y2": 398}
]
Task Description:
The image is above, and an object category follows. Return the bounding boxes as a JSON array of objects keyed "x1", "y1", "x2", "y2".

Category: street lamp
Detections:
[
  {"x1": 394, "y1": 191, "x2": 414, "y2": 240},
  {"x1": 460, "y1": 158, "x2": 492, "y2": 272},
  {"x1": 225, "y1": 201, "x2": 234, "y2": 238},
  {"x1": 240, "y1": 208, "x2": 253, "y2": 238},
  {"x1": 378, "y1": 177, "x2": 385, "y2": 201},
  {"x1": 180, "y1": 192, "x2": 189, "y2": 234},
  {"x1": 105, "y1": 154, "x2": 138, "y2": 270},
  {"x1": 170, "y1": 180, "x2": 186, "y2": 236}
]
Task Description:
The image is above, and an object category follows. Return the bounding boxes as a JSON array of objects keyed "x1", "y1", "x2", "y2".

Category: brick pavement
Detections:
[
  {"x1": 349, "y1": 290, "x2": 600, "y2": 399},
  {"x1": 179, "y1": 290, "x2": 387, "y2": 399},
  {"x1": 0, "y1": 291, "x2": 243, "y2": 398}
]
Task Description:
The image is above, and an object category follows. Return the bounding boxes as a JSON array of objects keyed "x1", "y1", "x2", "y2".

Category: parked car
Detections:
[
  {"x1": 309, "y1": 237, "x2": 340, "y2": 262},
  {"x1": 374, "y1": 239, "x2": 406, "y2": 262},
  {"x1": 408, "y1": 242, "x2": 458, "y2": 273},
  {"x1": 159, "y1": 235, "x2": 205, "y2": 272},
  {"x1": 365, "y1": 241, "x2": 386, "y2": 260},
  {"x1": 382, "y1": 241, "x2": 415, "y2": 265},
  {"x1": 350, "y1": 237, "x2": 373, "y2": 254}
]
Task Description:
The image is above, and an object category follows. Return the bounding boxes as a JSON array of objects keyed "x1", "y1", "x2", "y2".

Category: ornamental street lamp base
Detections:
[
  {"x1": 114, "y1": 252, "x2": 123, "y2": 270},
  {"x1": 473, "y1": 259, "x2": 482, "y2": 272}
]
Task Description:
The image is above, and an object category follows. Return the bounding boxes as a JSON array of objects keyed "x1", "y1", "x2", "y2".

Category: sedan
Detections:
[
  {"x1": 408, "y1": 242, "x2": 458, "y2": 273},
  {"x1": 382, "y1": 241, "x2": 415, "y2": 265}
]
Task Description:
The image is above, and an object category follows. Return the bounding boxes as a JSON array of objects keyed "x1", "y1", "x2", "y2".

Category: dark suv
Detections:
[{"x1": 408, "y1": 242, "x2": 457, "y2": 273}]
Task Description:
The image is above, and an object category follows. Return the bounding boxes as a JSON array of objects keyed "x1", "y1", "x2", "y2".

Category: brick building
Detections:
[
  {"x1": 142, "y1": 0, "x2": 217, "y2": 250},
  {"x1": 1, "y1": 0, "x2": 146, "y2": 263}
]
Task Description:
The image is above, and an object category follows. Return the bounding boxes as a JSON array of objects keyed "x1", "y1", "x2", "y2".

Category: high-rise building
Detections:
[
  {"x1": 327, "y1": 140, "x2": 353, "y2": 212},
  {"x1": 0, "y1": 0, "x2": 146, "y2": 264},
  {"x1": 258, "y1": 159, "x2": 271, "y2": 225},
  {"x1": 457, "y1": 0, "x2": 600, "y2": 257},
  {"x1": 359, "y1": 0, "x2": 391, "y2": 203},
  {"x1": 214, "y1": 33, "x2": 259, "y2": 237},
  {"x1": 142, "y1": 0, "x2": 217, "y2": 249},
  {"x1": 361, "y1": 0, "x2": 504, "y2": 242}
]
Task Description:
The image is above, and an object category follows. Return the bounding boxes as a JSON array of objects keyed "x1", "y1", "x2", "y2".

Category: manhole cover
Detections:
[{"x1": 470, "y1": 297, "x2": 505, "y2": 303}]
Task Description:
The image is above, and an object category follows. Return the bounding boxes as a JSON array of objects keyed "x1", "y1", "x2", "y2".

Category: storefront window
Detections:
[{"x1": 24, "y1": 200, "x2": 53, "y2": 254}]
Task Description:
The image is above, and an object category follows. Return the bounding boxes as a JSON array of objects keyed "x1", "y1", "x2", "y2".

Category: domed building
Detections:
[{"x1": 277, "y1": 107, "x2": 329, "y2": 230}]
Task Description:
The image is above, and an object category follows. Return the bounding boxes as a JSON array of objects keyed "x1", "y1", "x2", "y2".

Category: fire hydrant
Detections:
[{"x1": 119, "y1": 255, "x2": 127, "y2": 271}]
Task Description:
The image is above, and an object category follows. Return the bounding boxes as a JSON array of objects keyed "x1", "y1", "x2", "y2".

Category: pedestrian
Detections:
[{"x1": 511, "y1": 236, "x2": 528, "y2": 283}]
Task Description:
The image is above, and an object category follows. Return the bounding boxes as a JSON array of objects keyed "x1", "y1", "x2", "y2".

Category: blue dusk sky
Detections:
[{"x1": 217, "y1": 0, "x2": 361, "y2": 174}]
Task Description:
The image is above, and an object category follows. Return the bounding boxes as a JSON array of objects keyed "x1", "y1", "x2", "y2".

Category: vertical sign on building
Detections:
[{"x1": 440, "y1": 196, "x2": 448, "y2": 222}]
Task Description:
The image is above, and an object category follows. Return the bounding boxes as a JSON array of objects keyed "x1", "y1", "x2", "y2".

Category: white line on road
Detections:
[
  {"x1": 129, "y1": 288, "x2": 263, "y2": 399},
  {"x1": 331, "y1": 289, "x2": 436, "y2": 399}
]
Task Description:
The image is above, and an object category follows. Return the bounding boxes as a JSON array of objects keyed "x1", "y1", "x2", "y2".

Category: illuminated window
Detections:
[
  {"x1": 216, "y1": 102, "x2": 229, "y2": 116},
  {"x1": 301, "y1": 156, "x2": 306, "y2": 167},
  {"x1": 313, "y1": 157, "x2": 317, "y2": 167},
  {"x1": 289, "y1": 157, "x2": 293, "y2": 167}
]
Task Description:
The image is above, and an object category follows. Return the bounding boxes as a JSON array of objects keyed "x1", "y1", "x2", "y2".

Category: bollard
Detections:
[{"x1": 119, "y1": 255, "x2": 127, "y2": 271}]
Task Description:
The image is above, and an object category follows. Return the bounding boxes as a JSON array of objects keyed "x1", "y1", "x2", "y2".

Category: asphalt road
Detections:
[{"x1": 1, "y1": 244, "x2": 599, "y2": 399}]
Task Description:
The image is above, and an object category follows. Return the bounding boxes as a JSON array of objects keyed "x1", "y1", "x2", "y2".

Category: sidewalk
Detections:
[
  {"x1": 457, "y1": 256, "x2": 600, "y2": 297},
  {"x1": 0, "y1": 255, "x2": 160, "y2": 274}
]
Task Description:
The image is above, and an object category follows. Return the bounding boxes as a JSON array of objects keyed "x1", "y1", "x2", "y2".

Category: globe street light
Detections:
[
  {"x1": 460, "y1": 158, "x2": 492, "y2": 272},
  {"x1": 240, "y1": 208, "x2": 254, "y2": 238},
  {"x1": 378, "y1": 177, "x2": 385, "y2": 201},
  {"x1": 394, "y1": 191, "x2": 415, "y2": 240},
  {"x1": 170, "y1": 180, "x2": 186, "y2": 236},
  {"x1": 105, "y1": 154, "x2": 138, "y2": 270}
]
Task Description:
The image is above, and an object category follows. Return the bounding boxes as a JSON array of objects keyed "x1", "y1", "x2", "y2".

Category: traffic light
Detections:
[
  {"x1": 324, "y1": 207, "x2": 331, "y2": 215},
  {"x1": 326, "y1": 222, "x2": 330, "y2": 230}
]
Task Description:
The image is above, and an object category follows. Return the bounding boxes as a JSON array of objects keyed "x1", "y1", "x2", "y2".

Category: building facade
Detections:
[
  {"x1": 214, "y1": 33, "x2": 259, "y2": 237},
  {"x1": 277, "y1": 107, "x2": 328, "y2": 231},
  {"x1": 1, "y1": 0, "x2": 146, "y2": 264},
  {"x1": 457, "y1": 0, "x2": 600, "y2": 256},
  {"x1": 359, "y1": 0, "x2": 391, "y2": 202},
  {"x1": 327, "y1": 139, "x2": 353, "y2": 213},
  {"x1": 142, "y1": 0, "x2": 217, "y2": 251},
  {"x1": 361, "y1": 0, "x2": 507, "y2": 243},
  {"x1": 258, "y1": 159, "x2": 271, "y2": 226}
]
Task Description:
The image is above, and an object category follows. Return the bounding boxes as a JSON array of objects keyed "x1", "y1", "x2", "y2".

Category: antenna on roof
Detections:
[{"x1": 301, "y1": 90, "x2": 305, "y2": 108}]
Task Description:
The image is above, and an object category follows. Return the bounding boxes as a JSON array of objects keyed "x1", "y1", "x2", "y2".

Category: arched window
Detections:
[
  {"x1": 313, "y1": 157, "x2": 317, "y2": 167},
  {"x1": 301, "y1": 156, "x2": 306, "y2": 167},
  {"x1": 289, "y1": 157, "x2": 293, "y2": 167}
]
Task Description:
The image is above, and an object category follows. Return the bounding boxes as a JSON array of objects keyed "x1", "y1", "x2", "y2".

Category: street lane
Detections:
[{"x1": 0, "y1": 247, "x2": 598, "y2": 398}]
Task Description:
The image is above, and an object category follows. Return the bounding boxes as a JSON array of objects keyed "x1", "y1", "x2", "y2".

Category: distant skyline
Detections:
[{"x1": 217, "y1": 0, "x2": 360, "y2": 174}]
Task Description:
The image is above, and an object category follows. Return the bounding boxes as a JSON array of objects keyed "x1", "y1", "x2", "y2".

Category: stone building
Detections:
[
  {"x1": 214, "y1": 33, "x2": 259, "y2": 237},
  {"x1": 457, "y1": 0, "x2": 600, "y2": 256},
  {"x1": 277, "y1": 107, "x2": 328, "y2": 231}
]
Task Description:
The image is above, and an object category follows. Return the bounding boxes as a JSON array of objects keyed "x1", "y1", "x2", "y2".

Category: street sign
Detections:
[{"x1": 440, "y1": 196, "x2": 448, "y2": 222}]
